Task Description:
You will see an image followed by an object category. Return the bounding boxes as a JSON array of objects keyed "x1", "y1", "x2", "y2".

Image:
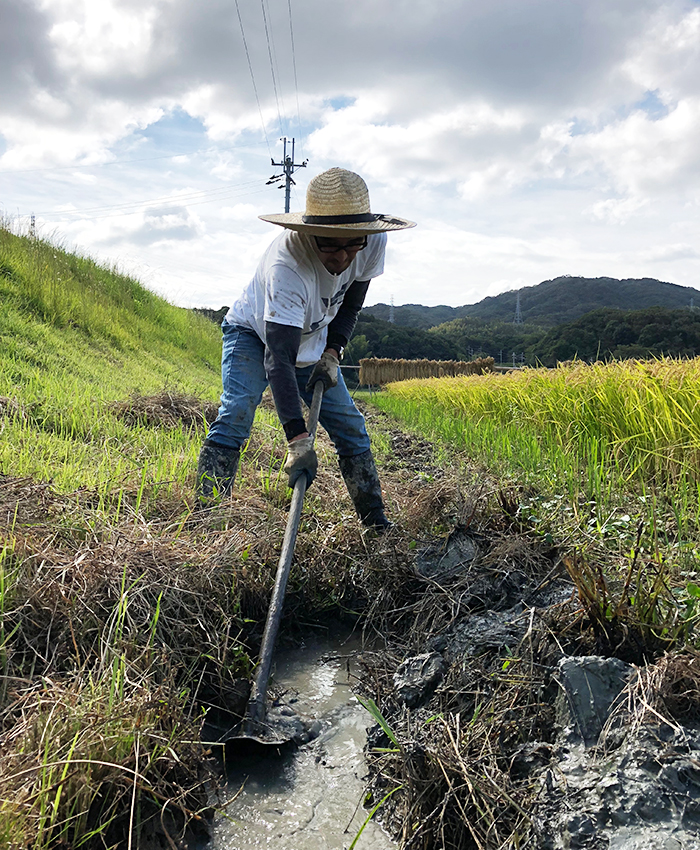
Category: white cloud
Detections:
[
  {"x1": 585, "y1": 197, "x2": 651, "y2": 224},
  {"x1": 570, "y1": 98, "x2": 700, "y2": 197},
  {"x1": 639, "y1": 242, "x2": 700, "y2": 261},
  {"x1": 2, "y1": 0, "x2": 700, "y2": 310},
  {"x1": 219, "y1": 203, "x2": 259, "y2": 222},
  {"x1": 622, "y1": 5, "x2": 700, "y2": 98},
  {"x1": 0, "y1": 101, "x2": 165, "y2": 169},
  {"x1": 47, "y1": 0, "x2": 158, "y2": 77}
]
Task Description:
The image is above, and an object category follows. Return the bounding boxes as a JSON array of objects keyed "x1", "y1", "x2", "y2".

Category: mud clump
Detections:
[
  {"x1": 356, "y1": 527, "x2": 700, "y2": 850},
  {"x1": 538, "y1": 653, "x2": 700, "y2": 848},
  {"x1": 393, "y1": 652, "x2": 446, "y2": 708}
]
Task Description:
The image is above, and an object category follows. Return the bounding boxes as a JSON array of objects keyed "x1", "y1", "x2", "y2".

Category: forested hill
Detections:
[
  {"x1": 364, "y1": 276, "x2": 700, "y2": 329},
  {"x1": 194, "y1": 275, "x2": 700, "y2": 367}
]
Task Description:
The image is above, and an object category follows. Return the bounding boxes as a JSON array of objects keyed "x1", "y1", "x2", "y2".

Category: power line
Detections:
[
  {"x1": 264, "y1": 0, "x2": 287, "y2": 122},
  {"x1": 34, "y1": 181, "x2": 261, "y2": 217},
  {"x1": 0, "y1": 149, "x2": 214, "y2": 176},
  {"x1": 0, "y1": 140, "x2": 273, "y2": 176},
  {"x1": 259, "y1": 0, "x2": 285, "y2": 136},
  {"x1": 72, "y1": 189, "x2": 268, "y2": 221},
  {"x1": 146, "y1": 186, "x2": 269, "y2": 213},
  {"x1": 135, "y1": 258, "x2": 255, "y2": 283},
  {"x1": 234, "y1": 0, "x2": 272, "y2": 155},
  {"x1": 287, "y1": 0, "x2": 304, "y2": 155},
  {"x1": 24, "y1": 187, "x2": 270, "y2": 224},
  {"x1": 28, "y1": 180, "x2": 266, "y2": 219}
]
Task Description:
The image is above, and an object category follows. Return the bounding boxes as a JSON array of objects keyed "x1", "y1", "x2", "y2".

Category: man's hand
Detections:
[
  {"x1": 305, "y1": 349, "x2": 339, "y2": 392},
  {"x1": 284, "y1": 435, "x2": 318, "y2": 487}
]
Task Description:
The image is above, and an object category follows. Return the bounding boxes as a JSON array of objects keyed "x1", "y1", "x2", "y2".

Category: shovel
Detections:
[{"x1": 226, "y1": 380, "x2": 325, "y2": 753}]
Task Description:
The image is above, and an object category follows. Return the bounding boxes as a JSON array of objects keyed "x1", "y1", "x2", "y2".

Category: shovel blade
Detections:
[{"x1": 224, "y1": 731, "x2": 296, "y2": 757}]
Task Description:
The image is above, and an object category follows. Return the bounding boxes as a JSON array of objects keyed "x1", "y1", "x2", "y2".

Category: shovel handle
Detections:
[
  {"x1": 306, "y1": 379, "x2": 324, "y2": 436},
  {"x1": 244, "y1": 380, "x2": 324, "y2": 732}
]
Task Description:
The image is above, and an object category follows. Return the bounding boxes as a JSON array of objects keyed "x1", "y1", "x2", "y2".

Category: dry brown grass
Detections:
[
  {"x1": 351, "y1": 500, "x2": 568, "y2": 849},
  {"x1": 359, "y1": 357, "x2": 494, "y2": 386},
  {"x1": 0, "y1": 396, "x2": 28, "y2": 421},
  {"x1": 603, "y1": 648, "x2": 700, "y2": 740},
  {"x1": 10, "y1": 388, "x2": 681, "y2": 850},
  {"x1": 109, "y1": 390, "x2": 219, "y2": 430}
]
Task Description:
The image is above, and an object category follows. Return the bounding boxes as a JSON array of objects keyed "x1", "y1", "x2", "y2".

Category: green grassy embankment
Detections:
[{"x1": 0, "y1": 225, "x2": 222, "y2": 496}]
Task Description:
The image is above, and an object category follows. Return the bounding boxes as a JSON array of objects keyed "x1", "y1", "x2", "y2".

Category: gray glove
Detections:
[
  {"x1": 305, "y1": 349, "x2": 339, "y2": 392},
  {"x1": 284, "y1": 435, "x2": 318, "y2": 487}
]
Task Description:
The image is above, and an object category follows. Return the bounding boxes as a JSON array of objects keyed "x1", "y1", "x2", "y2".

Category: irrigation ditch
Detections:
[{"x1": 2, "y1": 393, "x2": 700, "y2": 848}]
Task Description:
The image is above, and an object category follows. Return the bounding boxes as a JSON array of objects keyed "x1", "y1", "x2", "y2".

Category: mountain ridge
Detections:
[{"x1": 363, "y1": 276, "x2": 700, "y2": 329}]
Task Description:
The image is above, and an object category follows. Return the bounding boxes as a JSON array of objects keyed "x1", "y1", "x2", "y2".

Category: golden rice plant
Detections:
[{"x1": 382, "y1": 357, "x2": 700, "y2": 486}]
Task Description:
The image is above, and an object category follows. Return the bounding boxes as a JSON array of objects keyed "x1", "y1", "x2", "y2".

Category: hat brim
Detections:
[{"x1": 259, "y1": 212, "x2": 416, "y2": 237}]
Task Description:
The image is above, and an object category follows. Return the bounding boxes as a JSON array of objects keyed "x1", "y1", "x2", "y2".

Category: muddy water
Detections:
[{"x1": 209, "y1": 635, "x2": 395, "y2": 850}]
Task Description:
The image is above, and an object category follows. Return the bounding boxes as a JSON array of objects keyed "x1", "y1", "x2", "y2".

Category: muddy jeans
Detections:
[{"x1": 205, "y1": 323, "x2": 371, "y2": 457}]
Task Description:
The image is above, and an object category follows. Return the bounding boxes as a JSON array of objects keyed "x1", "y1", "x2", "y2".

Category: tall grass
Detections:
[
  {"x1": 0, "y1": 226, "x2": 235, "y2": 846},
  {"x1": 1, "y1": 223, "x2": 220, "y2": 368},
  {"x1": 368, "y1": 359, "x2": 700, "y2": 557},
  {"x1": 0, "y1": 224, "x2": 224, "y2": 500}
]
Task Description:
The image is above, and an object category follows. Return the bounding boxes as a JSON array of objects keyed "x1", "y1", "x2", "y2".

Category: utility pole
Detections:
[{"x1": 268, "y1": 137, "x2": 307, "y2": 213}]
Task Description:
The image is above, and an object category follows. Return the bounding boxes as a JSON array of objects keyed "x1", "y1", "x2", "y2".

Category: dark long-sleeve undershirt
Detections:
[
  {"x1": 326, "y1": 278, "x2": 370, "y2": 353},
  {"x1": 264, "y1": 322, "x2": 305, "y2": 440},
  {"x1": 264, "y1": 279, "x2": 371, "y2": 441}
]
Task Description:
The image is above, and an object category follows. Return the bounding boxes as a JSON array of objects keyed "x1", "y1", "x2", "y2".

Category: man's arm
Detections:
[
  {"x1": 264, "y1": 321, "x2": 307, "y2": 440},
  {"x1": 325, "y1": 279, "x2": 371, "y2": 355}
]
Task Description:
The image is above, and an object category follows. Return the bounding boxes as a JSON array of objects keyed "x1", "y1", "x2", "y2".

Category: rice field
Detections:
[{"x1": 367, "y1": 357, "x2": 700, "y2": 562}]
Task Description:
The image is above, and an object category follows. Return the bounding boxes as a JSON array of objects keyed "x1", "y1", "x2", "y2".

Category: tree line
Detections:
[
  {"x1": 193, "y1": 305, "x2": 700, "y2": 369},
  {"x1": 345, "y1": 307, "x2": 700, "y2": 367}
]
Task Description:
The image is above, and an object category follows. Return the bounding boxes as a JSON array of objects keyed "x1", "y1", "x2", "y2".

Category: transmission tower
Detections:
[
  {"x1": 513, "y1": 291, "x2": 523, "y2": 325},
  {"x1": 389, "y1": 295, "x2": 395, "y2": 324},
  {"x1": 267, "y1": 137, "x2": 307, "y2": 213}
]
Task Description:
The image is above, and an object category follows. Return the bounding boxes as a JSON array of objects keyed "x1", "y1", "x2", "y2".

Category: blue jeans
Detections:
[{"x1": 205, "y1": 324, "x2": 371, "y2": 457}]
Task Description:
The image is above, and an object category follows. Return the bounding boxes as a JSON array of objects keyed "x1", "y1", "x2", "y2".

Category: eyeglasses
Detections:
[{"x1": 314, "y1": 236, "x2": 368, "y2": 254}]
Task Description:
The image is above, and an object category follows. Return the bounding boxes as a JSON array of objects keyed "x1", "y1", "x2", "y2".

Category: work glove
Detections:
[
  {"x1": 284, "y1": 435, "x2": 318, "y2": 488},
  {"x1": 305, "y1": 349, "x2": 339, "y2": 392}
]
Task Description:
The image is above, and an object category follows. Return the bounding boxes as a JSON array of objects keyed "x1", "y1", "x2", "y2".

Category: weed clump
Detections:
[
  {"x1": 110, "y1": 391, "x2": 219, "y2": 430},
  {"x1": 354, "y1": 522, "x2": 564, "y2": 849}
]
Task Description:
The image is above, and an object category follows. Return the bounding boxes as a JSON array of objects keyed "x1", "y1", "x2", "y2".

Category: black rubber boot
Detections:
[
  {"x1": 338, "y1": 449, "x2": 392, "y2": 531},
  {"x1": 196, "y1": 441, "x2": 240, "y2": 504}
]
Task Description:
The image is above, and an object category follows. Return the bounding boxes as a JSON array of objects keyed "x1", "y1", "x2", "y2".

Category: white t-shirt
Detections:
[{"x1": 225, "y1": 230, "x2": 386, "y2": 367}]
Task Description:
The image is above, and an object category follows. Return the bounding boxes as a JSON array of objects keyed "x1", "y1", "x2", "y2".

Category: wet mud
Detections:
[
  {"x1": 358, "y1": 528, "x2": 700, "y2": 849},
  {"x1": 209, "y1": 636, "x2": 395, "y2": 850}
]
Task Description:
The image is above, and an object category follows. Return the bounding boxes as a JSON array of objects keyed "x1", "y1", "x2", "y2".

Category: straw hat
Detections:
[{"x1": 259, "y1": 168, "x2": 416, "y2": 236}]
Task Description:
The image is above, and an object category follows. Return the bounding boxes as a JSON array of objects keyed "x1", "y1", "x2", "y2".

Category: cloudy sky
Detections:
[{"x1": 2, "y1": 0, "x2": 700, "y2": 310}]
